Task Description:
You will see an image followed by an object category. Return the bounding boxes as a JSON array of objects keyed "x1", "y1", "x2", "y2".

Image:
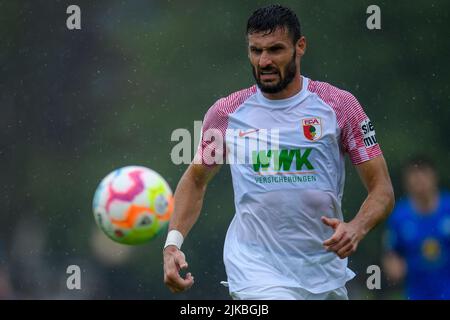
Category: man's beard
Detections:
[{"x1": 252, "y1": 52, "x2": 297, "y2": 94}]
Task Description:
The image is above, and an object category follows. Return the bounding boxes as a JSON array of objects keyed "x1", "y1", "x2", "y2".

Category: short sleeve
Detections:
[
  {"x1": 339, "y1": 92, "x2": 383, "y2": 165},
  {"x1": 193, "y1": 100, "x2": 227, "y2": 167},
  {"x1": 192, "y1": 86, "x2": 257, "y2": 167}
]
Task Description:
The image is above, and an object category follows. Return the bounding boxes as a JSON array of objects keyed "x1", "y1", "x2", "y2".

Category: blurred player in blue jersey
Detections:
[{"x1": 384, "y1": 156, "x2": 450, "y2": 299}]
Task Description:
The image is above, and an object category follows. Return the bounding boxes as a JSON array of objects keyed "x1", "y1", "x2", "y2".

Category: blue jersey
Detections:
[{"x1": 387, "y1": 191, "x2": 450, "y2": 299}]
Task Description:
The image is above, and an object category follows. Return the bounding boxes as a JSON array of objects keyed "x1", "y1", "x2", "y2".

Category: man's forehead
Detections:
[
  {"x1": 247, "y1": 27, "x2": 291, "y2": 46},
  {"x1": 406, "y1": 167, "x2": 435, "y2": 177}
]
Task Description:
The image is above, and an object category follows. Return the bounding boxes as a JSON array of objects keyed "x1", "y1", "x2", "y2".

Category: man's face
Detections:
[
  {"x1": 405, "y1": 168, "x2": 438, "y2": 198},
  {"x1": 247, "y1": 27, "x2": 304, "y2": 94}
]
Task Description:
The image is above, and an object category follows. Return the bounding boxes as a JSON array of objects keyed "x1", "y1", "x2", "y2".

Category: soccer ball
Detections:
[{"x1": 92, "y1": 166, "x2": 173, "y2": 245}]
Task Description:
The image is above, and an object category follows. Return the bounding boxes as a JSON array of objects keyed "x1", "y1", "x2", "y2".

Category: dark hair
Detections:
[
  {"x1": 403, "y1": 155, "x2": 436, "y2": 176},
  {"x1": 247, "y1": 4, "x2": 301, "y2": 44}
]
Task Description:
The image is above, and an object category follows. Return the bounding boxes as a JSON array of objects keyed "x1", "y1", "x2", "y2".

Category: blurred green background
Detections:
[{"x1": 1, "y1": 0, "x2": 449, "y2": 299}]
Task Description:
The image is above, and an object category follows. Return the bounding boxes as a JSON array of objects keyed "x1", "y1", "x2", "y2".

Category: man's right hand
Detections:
[
  {"x1": 163, "y1": 245, "x2": 194, "y2": 293},
  {"x1": 382, "y1": 251, "x2": 406, "y2": 283}
]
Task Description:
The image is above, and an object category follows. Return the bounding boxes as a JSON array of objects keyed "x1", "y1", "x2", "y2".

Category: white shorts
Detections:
[{"x1": 229, "y1": 285, "x2": 349, "y2": 300}]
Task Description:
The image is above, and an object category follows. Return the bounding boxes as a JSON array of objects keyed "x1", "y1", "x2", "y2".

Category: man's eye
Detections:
[
  {"x1": 251, "y1": 48, "x2": 262, "y2": 54},
  {"x1": 269, "y1": 47, "x2": 283, "y2": 53}
]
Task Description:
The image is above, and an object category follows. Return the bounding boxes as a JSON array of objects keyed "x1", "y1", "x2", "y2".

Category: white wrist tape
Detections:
[{"x1": 164, "y1": 230, "x2": 184, "y2": 250}]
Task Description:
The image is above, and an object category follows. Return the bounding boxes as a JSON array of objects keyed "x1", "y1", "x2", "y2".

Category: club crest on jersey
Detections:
[{"x1": 302, "y1": 118, "x2": 322, "y2": 141}]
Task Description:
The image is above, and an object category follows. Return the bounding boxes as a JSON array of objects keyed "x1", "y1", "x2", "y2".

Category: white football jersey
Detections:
[{"x1": 195, "y1": 76, "x2": 382, "y2": 294}]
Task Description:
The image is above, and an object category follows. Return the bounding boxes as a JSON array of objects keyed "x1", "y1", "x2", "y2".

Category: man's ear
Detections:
[{"x1": 296, "y1": 36, "x2": 306, "y2": 57}]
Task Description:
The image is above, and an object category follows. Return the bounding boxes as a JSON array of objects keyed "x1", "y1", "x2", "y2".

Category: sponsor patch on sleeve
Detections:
[{"x1": 360, "y1": 119, "x2": 378, "y2": 148}]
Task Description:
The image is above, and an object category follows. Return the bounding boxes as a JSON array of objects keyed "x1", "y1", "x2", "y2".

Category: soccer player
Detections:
[
  {"x1": 383, "y1": 157, "x2": 450, "y2": 299},
  {"x1": 163, "y1": 5, "x2": 394, "y2": 300}
]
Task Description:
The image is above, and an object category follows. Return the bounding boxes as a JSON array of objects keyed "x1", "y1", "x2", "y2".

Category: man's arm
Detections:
[
  {"x1": 163, "y1": 163, "x2": 221, "y2": 292},
  {"x1": 322, "y1": 155, "x2": 395, "y2": 258}
]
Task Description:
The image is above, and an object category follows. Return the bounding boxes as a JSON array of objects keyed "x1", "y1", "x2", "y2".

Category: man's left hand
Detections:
[{"x1": 321, "y1": 216, "x2": 364, "y2": 259}]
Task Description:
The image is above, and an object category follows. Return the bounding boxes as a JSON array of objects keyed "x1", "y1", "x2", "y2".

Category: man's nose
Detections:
[{"x1": 258, "y1": 51, "x2": 272, "y2": 68}]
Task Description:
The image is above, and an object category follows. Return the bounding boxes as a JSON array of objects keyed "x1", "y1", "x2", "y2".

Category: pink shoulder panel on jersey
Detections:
[
  {"x1": 307, "y1": 80, "x2": 382, "y2": 165},
  {"x1": 195, "y1": 85, "x2": 257, "y2": 166}
]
